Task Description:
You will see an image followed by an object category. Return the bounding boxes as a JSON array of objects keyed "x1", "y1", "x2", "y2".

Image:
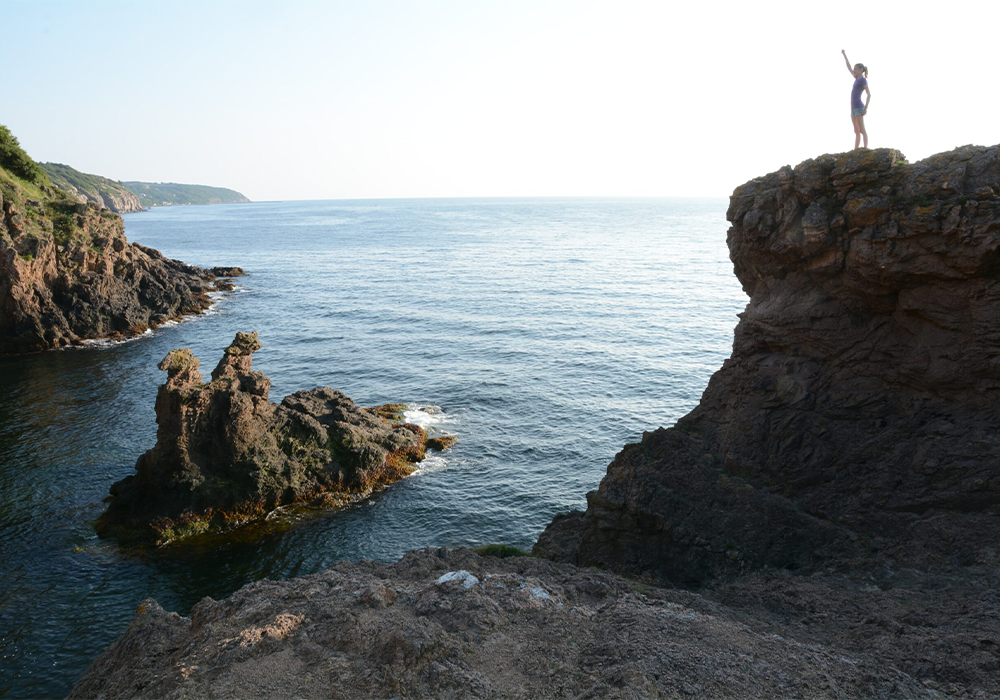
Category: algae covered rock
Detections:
[{"x1": 97, "y1": 331, "x2": 450, "y2": 544}]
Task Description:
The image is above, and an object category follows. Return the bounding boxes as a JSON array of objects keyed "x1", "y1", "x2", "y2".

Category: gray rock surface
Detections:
[{"x1": 69, "y1": 548, "x2": 942, "y2": 700}]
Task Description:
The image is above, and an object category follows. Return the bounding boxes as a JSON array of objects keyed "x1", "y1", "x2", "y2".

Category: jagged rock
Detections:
[
  {"x1": 427, "y1": 434, "x2": 458, "y2": 451},
  {"x1": 97, "y1": 331, "x2": 448, "y2": 544},
  {"x1": 536, "y1": 145, "x2": 1000, "y2": 585},
  {"x1": 69, "y1": 547, "x2": 940, "y2": 700}
]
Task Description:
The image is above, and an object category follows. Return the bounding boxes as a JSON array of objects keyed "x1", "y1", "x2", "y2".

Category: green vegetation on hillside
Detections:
[
  {"x1": 0, "y1": 125, "x2": 98, "y2": 250},
  {"x1": 0, "y1": 126, "x2": 50, "y2": 188},
  {"x1": 123, "y1": 181, "x2": 250, "y2": 207},
  {"x1": 41, "y1": 162, "x2": 141, "y2": 211}
]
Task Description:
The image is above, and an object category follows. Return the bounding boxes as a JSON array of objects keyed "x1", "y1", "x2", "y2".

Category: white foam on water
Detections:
[
  {"x1": 397, "y1": 404, "x2": 460, "y2": 476},
  {"x1": 77, "y1": 328, "x2": 154, "y2": 348},
  {"x1": 413, "y1": 451, "x2": 450, "y2": 475},
  {"x1": 403, "y1": 404, "x2": 447, "y2": 428}
]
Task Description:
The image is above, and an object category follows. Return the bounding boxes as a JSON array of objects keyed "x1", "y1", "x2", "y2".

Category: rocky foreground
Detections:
[
  {"x1": 0, "y1": 126, "x2": 241, "y2": 353},
  {"x1": 70, "y1": 548, "x2": 944, "y2": 700},
  {"x1": 74, "y1": 146, "x2": 1000, "y2": 699},
  {"x1": 98, "y1": 332, "x2": 454, "y2": 544}
]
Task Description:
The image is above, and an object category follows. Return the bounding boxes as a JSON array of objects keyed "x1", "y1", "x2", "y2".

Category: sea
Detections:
[{"x1": 0, "y1": 197, "x2": 746, "y2": 697}]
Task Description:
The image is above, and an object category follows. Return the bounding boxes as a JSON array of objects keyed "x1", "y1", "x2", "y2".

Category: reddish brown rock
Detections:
[{"x1": 1, "y1": 136, "x2": 239, "y2": 353}]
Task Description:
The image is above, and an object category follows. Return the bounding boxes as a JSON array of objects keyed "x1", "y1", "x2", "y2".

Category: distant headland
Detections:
[
  {"x1": 39, "y1": 161, "x2": 250, "y2": 214},
  {"x1": 121, "y1": 180, "x2": 251, "y2": 208}
]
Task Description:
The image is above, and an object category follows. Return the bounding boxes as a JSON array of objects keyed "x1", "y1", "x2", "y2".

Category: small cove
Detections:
[{"x1": 0, "y1": 197, "x2": 746, "y2": 697}]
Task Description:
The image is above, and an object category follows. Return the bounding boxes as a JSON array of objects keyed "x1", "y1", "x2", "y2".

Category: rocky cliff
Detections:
[
  {"x1": 97, "y1": 331, "x2": 454, "y2": 544},
  {"x1": 0, "y1": 127, "x2": 241, "y2": 353},
  {"x1": 41, "y1": 162, "x2": 145, "y2": 213},
  {"x1": 535, "y1": 145, "x2": 1000, "y2": 587},
  {"x1": 73, "y1": 146, "x2": 1000, "y2": 698}
]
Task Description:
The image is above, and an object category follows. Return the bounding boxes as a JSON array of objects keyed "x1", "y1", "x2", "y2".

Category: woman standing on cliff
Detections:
[{"x1": 842, "y1": 50, "x2": 870, "y2": 149}]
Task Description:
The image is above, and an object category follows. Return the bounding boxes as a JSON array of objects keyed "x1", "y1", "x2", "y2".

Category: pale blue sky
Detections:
[{"x1": 4, "y1": 0, "x2": 998, "y2": 201}]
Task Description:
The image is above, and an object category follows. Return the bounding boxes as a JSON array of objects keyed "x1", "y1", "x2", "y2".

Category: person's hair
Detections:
[{"x1": 854, "y1": 63, "x2": 869, "y2": 77}]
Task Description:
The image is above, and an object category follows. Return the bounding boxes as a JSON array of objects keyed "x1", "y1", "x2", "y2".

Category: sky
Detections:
[{"x1": 3, "y1": 0, "x2": 998, "y2": 201}]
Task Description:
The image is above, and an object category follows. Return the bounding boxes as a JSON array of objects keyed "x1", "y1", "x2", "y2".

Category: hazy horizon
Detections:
[{"x1": 5, "y1": 0, "x2": 998, "y2": 201}]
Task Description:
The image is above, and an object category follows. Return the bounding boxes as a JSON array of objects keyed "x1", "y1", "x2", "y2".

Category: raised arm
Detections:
[{"x1": 841, "y1": 49, "x2": 854, "y2": 75}]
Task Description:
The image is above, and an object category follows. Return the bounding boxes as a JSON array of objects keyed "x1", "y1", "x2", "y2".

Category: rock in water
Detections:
[
  {"x1": 536, "y1": 145, "x2": 1000, "y2": 585},
  {"x1": 97, "y1": 331, "x2": 444, "y2": 544}
]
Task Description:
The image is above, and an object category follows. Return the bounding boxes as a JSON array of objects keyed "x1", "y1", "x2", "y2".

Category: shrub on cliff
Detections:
[{"x1": 0, "y1": 125, "x2": 49, "y2": 187}]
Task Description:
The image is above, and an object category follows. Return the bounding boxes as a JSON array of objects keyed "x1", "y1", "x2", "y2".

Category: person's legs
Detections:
[
  {"x1": 858, "y1": 115, "x2": 868, "y2": 148},
  {"x1": 852, "y1": 115, "x2": 861, "y2": 149}
]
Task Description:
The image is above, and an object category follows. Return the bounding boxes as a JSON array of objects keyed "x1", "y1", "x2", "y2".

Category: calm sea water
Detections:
[{"x1": 0, "y1": 198, "x2": 745, "y2": 697}]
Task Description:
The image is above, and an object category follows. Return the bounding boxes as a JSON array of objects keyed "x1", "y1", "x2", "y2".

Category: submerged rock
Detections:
[
  {"x1": 97, "y1": 331, "x2": 449, "y2": 544},
  {"x1": 536, "y1": 144, "x2": 1000, "y2": 585}
]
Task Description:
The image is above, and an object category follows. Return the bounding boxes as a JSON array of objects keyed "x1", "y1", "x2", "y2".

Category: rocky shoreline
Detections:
[
  {"x1": 72, "y1": 145, "x2": 1000, "y2": 698},
  {"x1": 0, "y1": 128, "x2": 243, "y2": 354},
  {"x1": 0, "y1": 195, "x2": 244, "y2": 353}
]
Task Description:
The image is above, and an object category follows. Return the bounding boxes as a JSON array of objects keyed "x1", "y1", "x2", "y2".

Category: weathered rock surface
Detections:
[
  {"x1": 536, "y1": 145, "x2": 1000, "y2": 587},
  {"x1": 69, "y1": 548, "x2": 941, "y2": 700},
  {"x1": 0, "y1": 187, "x2": 241, "y2": 354},
  {"x1": 97, "y1": 331, "x2": 449, "y2": 544}
]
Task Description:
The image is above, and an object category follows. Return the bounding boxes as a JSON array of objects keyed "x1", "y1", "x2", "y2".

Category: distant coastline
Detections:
[
  {"x1": 40, "y1": 162, "x2": 250, "y2": 213},
  {"x1": 122, "y1": 180, "x2": 251, "y2": 208}
]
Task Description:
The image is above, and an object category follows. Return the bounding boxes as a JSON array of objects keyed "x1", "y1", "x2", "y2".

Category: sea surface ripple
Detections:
[{"x1": 0, "y1": 197, "x2": 745, "y2": 696}]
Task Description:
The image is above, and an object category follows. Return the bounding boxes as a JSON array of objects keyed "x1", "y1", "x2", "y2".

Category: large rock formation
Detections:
[
  {"x1": 97, "y1": 331, "x2": 451, "y2": 544},
  {"x1": 69, "y1": 547, "x2": 939, "y2": 700},
  {"x1": 1, "y1": 128, "x2": 241, "y2": 353},
  {"x1": 535, "y1": 145, "x2": 1000, "y2": 585}
]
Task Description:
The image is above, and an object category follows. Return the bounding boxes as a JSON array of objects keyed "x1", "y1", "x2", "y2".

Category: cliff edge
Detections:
[
  {"x1": 72, "y1": 146, "x2": 1000, "y2": 698},
  {"x1": 536, "y1": 144, "x2": 1000, "y2": 586},
  {"x1": 41, "y1": 161, "x2": 145, "y2": 214}
]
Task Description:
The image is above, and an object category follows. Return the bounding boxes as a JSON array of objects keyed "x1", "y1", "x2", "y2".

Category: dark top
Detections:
[{"x1": 851, "y1": 77, "x2": 868, "y2": 109}]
